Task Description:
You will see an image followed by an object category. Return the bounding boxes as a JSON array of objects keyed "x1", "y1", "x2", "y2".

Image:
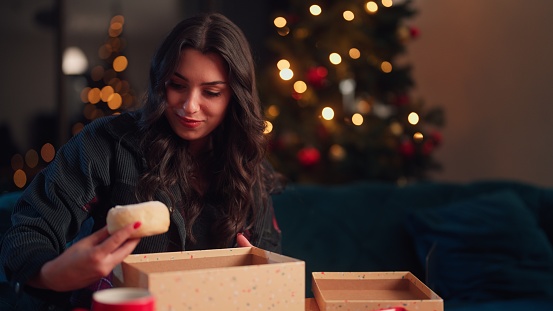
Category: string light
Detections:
[
  {"x1": 408, "y1": 112, "x2": 419, "y2": 125},
  {"x1": 279, "y1": 68, "x2": 293, "y2": 80},
  {"x1": 40, "y1": 143, "x2": 56, "y2": 162},
  {"x1": 309, "y1": 5, "x2": 322, "y2": 16},
  {"x1": 322, "y1": 107, "x2": 335, "y2": 120},
  {"x1": 25, "y1": 149, "x2": 39, "y2": 169},
  {"x1": 113, "y1": 55, "x2": 128, "y2": 72},
  {"x1": 382, "y1": 0, "x2": 393, "y2": 8},
  {"x1": 329, "y1": 53, "x2": 342, "y2": 65},
  {"x1": 365, "y1": 1, "x2": 379, "y2": 13},
  {"x1": 380, "y1": 61, "x2": 392, "y2": 73},
  {"x1": 274, "y1": 17, "x2": 287, "y2": 28},
  {"x1": 349, "y1": 48, "x2": 361, "y2": 59},
  {"x1": 352, "y1": 113, "x2": 364, "y2": 126},
  {"x1": 264, "y1": 121, "x2": 274, "y2": 134},
  {"x1": 277, "y1": 59, "x2": 290, "y2": 70},
  {"x1": 329, "y1": 144, "x2": 346, "y2": 161},
  {"x1": 413, "y1": 132, "x2": 424, "y2": 142},
  {"x1": 294, "y1": 81, "x2": 308, "y2": 93},
  {"x1": 343, "y1": 11, "x2": 355, "y2": 21},
  {"x1": 266, "y1": 105, "x2": 280, "y2": 119},
  {"x1": 13, "y1": 169, "x2": 26, "y2": 188}
]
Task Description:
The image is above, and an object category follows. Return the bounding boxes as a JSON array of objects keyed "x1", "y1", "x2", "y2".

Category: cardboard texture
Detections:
[
  {"x1": 312, "y1": 271, "x2": 443, "y2": 311},
  {"x1": 113, "y1": 247, "x2": 305, "y2": 311},
  {"x1": 305, "y1": 298, "x2": 321, "y2": 311}
]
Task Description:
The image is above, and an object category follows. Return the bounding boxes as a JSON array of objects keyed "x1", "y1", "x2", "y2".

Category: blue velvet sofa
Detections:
[
  {"x1": 272, "y1": 180, "x2": 553, "y2": 310},
  {"x1": 2, "y1": 180, "x2": 553, "y2": 310}
]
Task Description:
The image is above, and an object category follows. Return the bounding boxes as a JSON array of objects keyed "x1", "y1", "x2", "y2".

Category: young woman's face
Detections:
[{"x1": 164, "y1": 48, "x2": 231, "y2": 154}]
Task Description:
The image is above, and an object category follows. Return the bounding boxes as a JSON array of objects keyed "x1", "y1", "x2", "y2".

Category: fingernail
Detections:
[{"x1": 133, "y1": 221, "x2": 142, "y2": 229}]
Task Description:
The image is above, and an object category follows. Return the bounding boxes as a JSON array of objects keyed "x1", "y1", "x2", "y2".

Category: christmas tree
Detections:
[
  {"x1": 74, "y1": 14, "x2": 138, "y2": 134},
  {"x1": 259, "y1": 0, "x2": 444, "y2": 184}
]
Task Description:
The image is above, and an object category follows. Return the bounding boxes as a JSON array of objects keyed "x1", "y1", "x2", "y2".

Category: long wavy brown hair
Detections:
[{"x1": 135, "y1": 13, "x2": 281, "y2": 248}]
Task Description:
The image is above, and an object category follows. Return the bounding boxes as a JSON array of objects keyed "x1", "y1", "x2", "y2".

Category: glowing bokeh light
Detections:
[
  {"x1": 274, "y1": 17, "x2": 287, "y2": 28},
  {"x1": 413, "y1": 132, "x2": 424, "y2": 141},
  {"x1": 277, "y1": 59, "x2": 290, "y2": 70},
  {"x1": 408, "y1": 112, "x2": 420, "y2": 125},
  {"x1": 381, "y1": 61, "x2": 392, "y2": 73},
  {"x1": 113, "y1": 56, "x2": 128, "y2": 72},
  {"x1": 349, "y1": 48, "x2": 361, "y2": 59},
  {"x1": 266, "y1": 105, "x2": 280, "y2": 119},
  {"x1": 11, "y1": 154, "x2": 24, "y2": 170},
  {"x1": 329, "y1": 53, "x2": 342, "y2": 65},
  {"x1": 41, "y1": 143, "x2": 56, "y2": 162},
  {"x1": 343, "y1": 11, "x2": 355, "y2": 21},
  {"x1": 352, "y1": 113, "x2": 364, "y2": 126},
  {"x1": 366, "y1": 1, "x2": 379, "y2": 13},
  {"x1": 264, "y1": 121, "x2": 273, "y2": 134},
  {"x1": 329, "y1": 144, "x2": 346, "y2": 161},
  {"x1": 100, "y1": 86, "x2": 114, "y2": 102},
  {"x1": 294, "y1": 81, "x2": 307, "y2": 93},
  {"x1": 310, "y1": 5, "x2": 322, "y2": 16},
  {"x1": 25, "y1": 149, "x2": 39, "y2": 168},
  {"x1": 322, "y1": 107, "x2": 335, "y2": 120},
  {"x1": 279, "y1": 68, "x2": 294, "y2": 80},
  {"x1": 13, "y1": 169, "x2": 27, "y2": 188},
  {"x1": 389, "y1": 122, "x2": 403, "y2": 136},
  {"x1": 107, "y1": 93, "x2": 123, "y2": 110},
  {"x1": 382, "y1": 0, "x2": 393, "y2": 8}
]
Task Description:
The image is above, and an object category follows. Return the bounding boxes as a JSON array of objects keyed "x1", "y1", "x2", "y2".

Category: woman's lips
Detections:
[{"x1": 178, "y1": 116, "x2": 203, "y2": 128}]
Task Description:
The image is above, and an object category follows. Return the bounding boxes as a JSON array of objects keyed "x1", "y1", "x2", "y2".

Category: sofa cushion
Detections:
[{"x1": 405, "y1": 190, "x2": 553, "y2": 302}]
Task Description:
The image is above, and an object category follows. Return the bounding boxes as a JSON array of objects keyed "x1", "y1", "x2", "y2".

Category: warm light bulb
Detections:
[
  {"x1": 294, "y1": 81, "x2": 307, "y2": 93},
  {"x1": 41, "y1": 143, "x2": 56, "y2": 163},
  {"x1": 349, "y1": 48, "x2": 361, "y2": 59},
  {"x1": 322, "y1": 107, "x2": 335, "y2": 120},
  {"x1": 381, "y1": 61, "x2": 392, "y2": 73},
  {"x1": 277, "y1": 59, "x2": 290, "y2": 70},
  {"x1": 413, "y1": 132, "x2": 424, "y2": 141},
  {"x1": 266, "y1": 105, "x2": 280, "y2": 119},
  {"x1": 113, "y1": 55, "x2": 128, "y2": 72},
  {"x1": 329, "y1": 53, "x2": 342, "y2": 65},
  {"x1": 382, "y1": 0, "x2": 393, "y2": 8},
  {"x1": 343, "y1": 11, "x2": 355, "y2": 21},
  {"x1": 408, "y1": 112, "x2": 419, "y2": 125},
  {"x1": 25, "y1": 149, "x2": 39, "y2": 169},
  {"x1": 264, "y1": 121, "x2": 273, "y2": 134},
  {"x1": 274, "y1": 17, "x2": 287, "y2": 28},
  {"x1": 62, "y1": 47, "x2": 88, "y2": 75},
  {"x1": 365, "y1": 1, "x2": 379, "y2": 13},
  {"x1": 310, "y1": 5, "x2": 322, "y2": 16},
  {"x1": 279, "y1": 68, "x2": 294, "y2": 80},
  {"x1": 352, "y1": 113, "x2": 364, "y2": 126}
]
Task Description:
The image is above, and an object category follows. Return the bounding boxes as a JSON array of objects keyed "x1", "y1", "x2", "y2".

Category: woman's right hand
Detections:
[{"x1": 28, "y1": 222, "x2": 142, "y2": 292}]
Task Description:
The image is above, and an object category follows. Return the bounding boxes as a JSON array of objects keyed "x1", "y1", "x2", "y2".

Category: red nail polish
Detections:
[{"x1": 133, "y1": 221, "x2": 142, "y2": 229}]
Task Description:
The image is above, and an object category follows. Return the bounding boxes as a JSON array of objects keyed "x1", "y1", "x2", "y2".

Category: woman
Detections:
[{"x1": 0, "y1": 12, "x2": 283, "y2": 310}]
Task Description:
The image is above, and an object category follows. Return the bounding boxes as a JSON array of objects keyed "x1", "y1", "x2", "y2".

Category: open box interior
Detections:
[
  {"x1": 312, "y1": 272, "x2": 443, "y2": 311},
  {"x1": 315, "y1": 278, "x2": 430, "y2": 300},
  {"x1": 125, "y1": 252, "x2": 272, "y2": 273}
]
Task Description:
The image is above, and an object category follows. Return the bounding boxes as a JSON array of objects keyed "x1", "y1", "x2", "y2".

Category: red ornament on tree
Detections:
[
  {"x1": 409, "y1": 26, "x2": 420, "y2": 39},
  {"x1": 430, "y1": 130, "x2": 443, "y2": 147},
  {"x1": 306, "y1": 66, "x2": 328, "y2": 89},
  {"x1": 297, "y1": 147, "x2": 321, "y2": 167},
  {"x1": 399, "y1": 140, "x2": 415, "y2": 158}
]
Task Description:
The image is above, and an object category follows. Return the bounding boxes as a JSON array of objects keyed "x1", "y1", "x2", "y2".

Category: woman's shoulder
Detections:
[{"x1": 76, "y1": 111, "x2": 142, "y2": 143}]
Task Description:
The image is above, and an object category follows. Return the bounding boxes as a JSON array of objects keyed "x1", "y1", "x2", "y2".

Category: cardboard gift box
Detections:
[
  {"x1": 113, "y1": 247, "x2": 305, "y2": 311},
  {"x1": 312, "y1": 271, "x2": 443, "y2": 311}
]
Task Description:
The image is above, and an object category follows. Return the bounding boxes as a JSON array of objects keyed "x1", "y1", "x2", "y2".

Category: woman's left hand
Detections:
[{"x1": 236, "y1": 233, "x2": 253, "y2": 247}]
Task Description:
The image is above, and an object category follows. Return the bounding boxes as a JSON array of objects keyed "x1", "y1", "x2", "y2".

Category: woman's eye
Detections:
[
  {"x1": 205, "y1": 90, "x2": 221, "y2": 97},
  {"x1": 167, "y1": 81, "x2": 185, "y2": 90}
]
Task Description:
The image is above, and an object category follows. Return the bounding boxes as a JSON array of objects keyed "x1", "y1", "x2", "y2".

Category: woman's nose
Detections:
[{"x1": 182, "y1": 91, "x2": 200, "y2": 114}]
